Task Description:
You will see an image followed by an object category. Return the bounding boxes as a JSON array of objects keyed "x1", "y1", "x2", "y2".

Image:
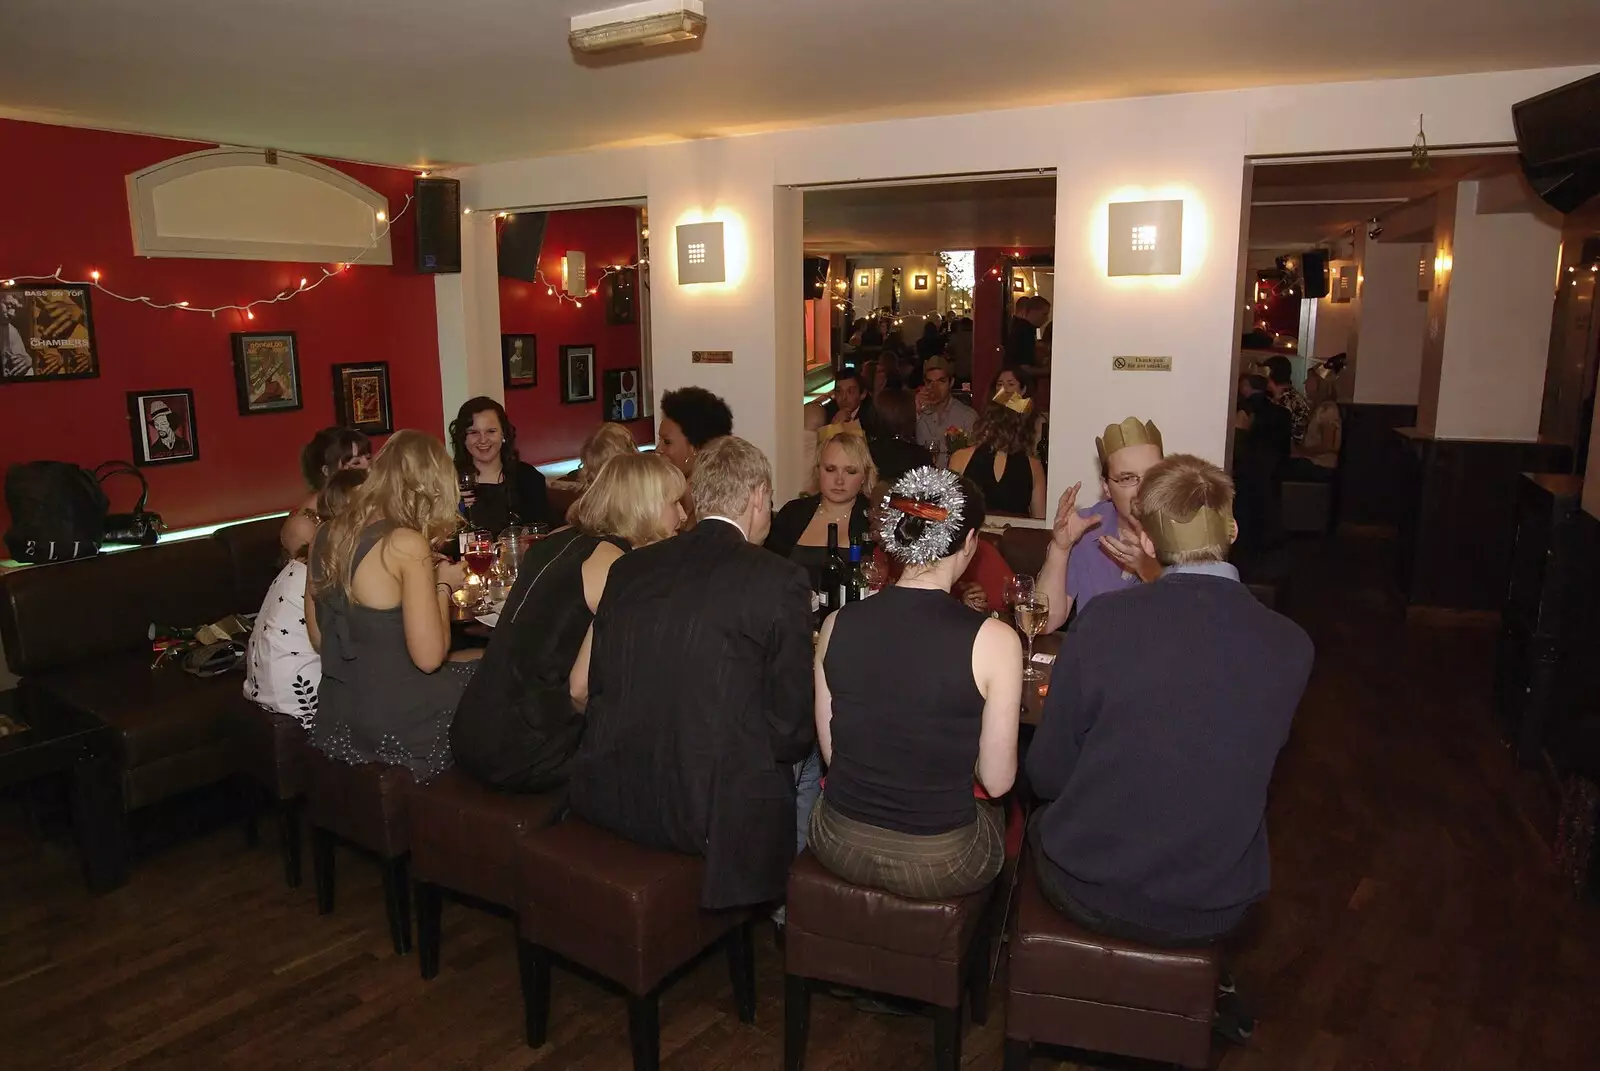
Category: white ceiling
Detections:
[{"x1": 2, "y1": 1, "x2": 1598, "y2": 166}]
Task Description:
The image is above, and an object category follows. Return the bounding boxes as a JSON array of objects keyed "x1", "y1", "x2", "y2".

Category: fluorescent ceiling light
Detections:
[{"x1": 570, "y1": 0, "x2": 706, "y2": 54}]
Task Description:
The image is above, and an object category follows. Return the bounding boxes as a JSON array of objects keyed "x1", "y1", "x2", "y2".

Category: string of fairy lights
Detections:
[
  {"x1": 0, "y1": 196, "x2": 415, "y2": 324},
  {"x1": 823, "y1": 250, "x2": 1038, "y2": 325},
  {"x1": 490, "y1": 213, "x2": 648, "y2": 309}
]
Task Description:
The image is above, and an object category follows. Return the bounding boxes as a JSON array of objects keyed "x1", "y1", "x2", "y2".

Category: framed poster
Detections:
[
  {"x1": 231, "y1": 332, "x2": 302, "y2": 414},
  {"x1": 331, "y1": 362, "x2": 393, "y2": 435},
  {"x1": 560, "y1": 344, "x2": 596, "y2": 404},
  {"x1": 127, "y1": 389, "x2": 199, "y2": 466},
  {"x1": 1, "y1": 284, "x2": 98, "y2": 382},
  {"x1": 602, "y1": 366, "x2": 643, "y2": 423},
  {"x1": 502, "y1": 334, "x2": 537, "y2": 389}
]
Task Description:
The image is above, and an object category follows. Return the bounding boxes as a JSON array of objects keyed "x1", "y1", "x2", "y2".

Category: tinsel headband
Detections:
[{"x1": 876, "y1": 466, "x2": 966, "y2": 565}]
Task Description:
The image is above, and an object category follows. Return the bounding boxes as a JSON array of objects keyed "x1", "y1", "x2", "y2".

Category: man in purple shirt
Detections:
[{"x1": 1037, "y1": 417, "x2": 1165, "y2": 631}]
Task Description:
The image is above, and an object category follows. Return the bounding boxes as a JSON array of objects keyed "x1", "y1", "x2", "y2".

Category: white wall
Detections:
[
  {"x1": 445, "y1": 65, "x2": 1597, "y2": 502},
  {"x1": 1355, "y1": 241, "x2": 1429, "y2": 405},
  {"x1": 1312, "y1": 253, "x2": 1361, "y2": 402},
  {"x1": 1431, "y1": 181, "x2": 1563, "y2": 441}
]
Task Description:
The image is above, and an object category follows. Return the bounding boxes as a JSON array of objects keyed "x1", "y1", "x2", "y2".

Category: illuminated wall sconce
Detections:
[
  {"x1": 675, "y1": 222, "x2": 725, "y2": 284},
  {"x1": 563, "y1": 251, "x2": 587, "y2": 296},
  {"x1": 1433, "y1": 250, "x2": 1453, "y2": 276},
  {"x1": 858, "y1": 272, "x2": 871, "y2": 288},
  {"x1": 913, "y1": 274, "x2": 929, "y2": 291},
  {"x1": 1107, "y1": 199, "x2": 1184, "y2": 276},
  {"x1": 1011, "y1": 276, "x2": 1026, "y2": 292}
]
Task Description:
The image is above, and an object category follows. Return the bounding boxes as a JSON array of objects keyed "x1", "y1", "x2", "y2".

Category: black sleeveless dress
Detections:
[
  {"x1": 311, "y1": 522, "x2": 472, "y2": 782},
  {"x1": 966, "y1": 445, "x2": 1033, "y2": 516},
  {"x1": 450, "y1": 528, "x2": 627, "y2": 792}
]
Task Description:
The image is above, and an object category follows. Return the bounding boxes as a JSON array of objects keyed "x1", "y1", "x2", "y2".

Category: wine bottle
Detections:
[
  {"x1": 848, "y1": 541, "x2": 866, "y2": 603},
  {"x1": 822, "y1": 523, "x2": 848, "y2": 616}
]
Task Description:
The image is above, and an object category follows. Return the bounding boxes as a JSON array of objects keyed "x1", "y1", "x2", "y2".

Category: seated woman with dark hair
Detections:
[
  {"x1": 452, "y1": 396, "x2": 554, "y2": 536},
  {"x1": 280, "y1": 427, "x2": 371, "y2": 557},
  {"x1": 655, "y1": 385, "x2": 734, "y2": 477},
  {"x1": 451, "y1": 453, "x2": 687, "y2": 792},
  {"x1": 765, "y1": 430, "x2": 875, "y2": 593},
  {"x1": 951, "y1": 390, "x2": 1046, "y2": 518},
  {"x1": 865, "y1": 387, "x2": 933, "y2": 489},
  {"x1": 810, "y1": 468, "x2": 1023, "y2": 899}
]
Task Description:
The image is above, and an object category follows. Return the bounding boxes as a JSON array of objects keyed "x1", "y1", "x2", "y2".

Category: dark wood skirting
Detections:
[{"x1": 1335, "y1": 403, "x2": 1419, "y2": 529}]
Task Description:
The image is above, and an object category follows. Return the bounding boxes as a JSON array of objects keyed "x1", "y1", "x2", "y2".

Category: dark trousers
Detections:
[{"x1": 1027, "y1": 822, "x2": 1232, "y2": 949}]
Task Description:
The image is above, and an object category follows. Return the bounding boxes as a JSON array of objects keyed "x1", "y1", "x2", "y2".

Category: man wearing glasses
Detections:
[{"x1": 1036, "y1": 417, "x2": 1164, "y2": 631}]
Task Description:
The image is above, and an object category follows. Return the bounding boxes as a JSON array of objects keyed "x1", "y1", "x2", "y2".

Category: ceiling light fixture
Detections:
[{"x1": 570, "y1": 0, "x2": 706, "y2": 54}]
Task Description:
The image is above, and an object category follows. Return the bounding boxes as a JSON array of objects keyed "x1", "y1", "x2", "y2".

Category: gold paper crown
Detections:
[
  {"x1": 1145, "y1": 504, "x2": 1234, "y2": 558},
  {"x1": 1096, "y1": 417, "x2": 1163, "y2": 463},
  {"x1": 817, "y1": 420, "x2": 863, "y2": 444},
  {"x1": 992, "y1": 389, "x2": 1033, "y2": 415}
]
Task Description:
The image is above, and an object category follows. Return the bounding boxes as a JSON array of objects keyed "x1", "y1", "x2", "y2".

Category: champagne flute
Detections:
[{"x1": 1015, "y1": 593, "x2": 1050, "y2": 681}]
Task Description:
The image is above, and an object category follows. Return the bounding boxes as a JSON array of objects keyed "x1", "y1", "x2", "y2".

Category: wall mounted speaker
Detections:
[
  {"x1": 1300, "y1": 250, "x2": 1329, "y2": 299},
  {"x1": 414, "y1": 178, "x2": 461, "y2": 274},
  {"x1": 498, "y1": 212, "x2": 547, "y2": 282}
]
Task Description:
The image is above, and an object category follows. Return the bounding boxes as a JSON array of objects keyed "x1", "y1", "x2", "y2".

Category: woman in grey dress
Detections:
[{"x1": 306, "y1": 430, "x2": 474, "y2": 781}]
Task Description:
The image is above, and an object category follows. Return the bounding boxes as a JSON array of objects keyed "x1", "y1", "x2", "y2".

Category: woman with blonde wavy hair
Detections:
[
  {"x1": 306, "y1": 430, "x2": 475, "y2": 781},
  {"x1": 451, "y1": 452, "x2": 687, "y2": 792}
]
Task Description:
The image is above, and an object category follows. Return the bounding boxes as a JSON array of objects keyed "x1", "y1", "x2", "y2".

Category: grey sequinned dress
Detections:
[{"x1": 310, "y1": 522, "x2": 471, "y2": 781}]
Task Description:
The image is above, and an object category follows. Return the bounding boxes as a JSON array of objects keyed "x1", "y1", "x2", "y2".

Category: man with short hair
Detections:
[
  {"x1": 822, "y1": 367, "x2": 867, "y2": 427},
  {"x1": 1263, "y1": 355, "x2": 1310, "y2": 445},
  {"x1": 1037, "y1": 417, "x2": 1164, "y2": 632},
  {"x1": 568, "y1": 436, "x2": 816, "y2": 909},
  {"x1": 914, "y1": 356, "x2": 977, "y2": 468},
  {"x1": 1027, "y1": 454, "x2": 1312, "y2": 953}
]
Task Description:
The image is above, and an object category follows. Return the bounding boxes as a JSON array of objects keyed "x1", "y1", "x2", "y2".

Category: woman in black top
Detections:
[
  {"x1": 450, "y1": 453, "x2": 687, "y2": 792},
  {"x1": 865, "y1": 387, "x2": 933, "y2": 487},
  {"x1": 951, "y1": 389, "x2": 1045, "y2": 518},
  {"x1": 765, "y1": 430, "x2": 874, "y2": 593},
  {"x1": 452, "y1": 397, "x2": 554, "y2": 536},
  {"x1": 811, "y1": 468, "x2": 1022, "y2": 899}
]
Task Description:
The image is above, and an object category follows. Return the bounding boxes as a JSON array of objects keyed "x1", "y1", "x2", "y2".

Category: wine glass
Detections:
[
  {"x1": 461, "y1": 532, "x2": 496, "y2": 611},
  {"x1": 1003, "y1": 574, "x2": 1035, "y2": 612},
  {"x1": 1015, "y1": 593, "x2": 1050, "y2": 681}
]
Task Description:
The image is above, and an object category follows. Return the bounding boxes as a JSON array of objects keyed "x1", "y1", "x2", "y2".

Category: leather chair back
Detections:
[
  {"x1": 998, "y1": 525, "x2": 1052, "y2": 578},
  {"x1": 0, "y1": 539, "x2": 235, "y2": 677},
  {"x1": 214, "y1": 517, "x2": 289, "y2": 614}
]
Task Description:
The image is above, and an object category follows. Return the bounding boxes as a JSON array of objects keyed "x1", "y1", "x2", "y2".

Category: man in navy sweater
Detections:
[{"x1": 1027, "y1": 454, "x2": 1312, "y2": 949}]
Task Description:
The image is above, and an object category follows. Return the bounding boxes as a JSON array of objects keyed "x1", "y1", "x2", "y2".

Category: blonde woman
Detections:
[
  {"x1": 575, "y1": 422, "x2": 640, "y2": 488},
  {"x1": 306, "y1": 430, "x2": 473, "y2": 781},
  {"x1": 452, "y1": 453, "x2": 687, "y2": 792},
  {"x1": 764, "y1": 430, "x2": 877, "y2": 592}
]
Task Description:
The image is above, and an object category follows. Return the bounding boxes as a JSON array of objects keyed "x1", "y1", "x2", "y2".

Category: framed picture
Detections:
[
  {"x1": 913, "y1": 274, "x2": 929, "y2": 291},
  {"x1": 502, "y1": 334, "x2": 537, "y2": 389},
  {"x1": 560, "y1": 344, "x2": 597, "y2": 404},
  {"x1": 603, "y1": 366, "x2": 643, "y2": 423},
  {"x1": 332, "y1": 362, "x2": 393, "y2": 434},
  {"x1": 231, "y1": 332, "x2": 302, "y2": 414},
  {"x1": 1, "y1": 284, "x2": 98, "y2": 382},
  {"x1": 127, "y1": 389, "x2": 198, "y2": 466}
]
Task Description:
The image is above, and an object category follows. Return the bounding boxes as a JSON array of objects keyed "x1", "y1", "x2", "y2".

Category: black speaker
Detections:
[
  {"x1": 414, "y1": 178, "x2": 461, "y2": 274},
  {"x1": 497, "y1": 212, "x2": 547, "y2": 282},
  {"x1": 803, "y1": 256, "x2": 829, "y2": 301},
  {"x1": 1300, "y1": 250, "x2": 1329, "y2": 299},
  {"x1": 1514, "y1": 72, "x2": 1600, "y2": 214}
]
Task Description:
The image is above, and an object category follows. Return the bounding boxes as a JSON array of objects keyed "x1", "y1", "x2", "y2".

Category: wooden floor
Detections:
[{"x1": 4, "y1": 533, "x2": 1600, "y2": 1070}]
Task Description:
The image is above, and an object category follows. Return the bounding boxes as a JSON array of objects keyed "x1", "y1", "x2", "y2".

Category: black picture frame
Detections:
[
  {"x1": 332, "y1": 362, "x2": 393, "y2": 435},
  {"x1": 560, "y1": 344, "x2": 597, "y2": 404},
  {"x1": 127, "y1": 388, "x2": 199, "y2": 466},
  {"x1": 602, "y1": 366, "x2": 643, "y2": 423},
  {"x1": 1, "y1": 284, "x2": 99, "y2": 382},
  {"x1": 502, "y1": 334, "x2": 537, "y2": 389},
  {"x1": 230, "y1": 332, "x2": 302, "y2": 415}
]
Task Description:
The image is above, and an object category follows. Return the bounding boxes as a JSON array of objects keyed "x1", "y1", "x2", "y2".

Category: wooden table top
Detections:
[{"x1": 1021, "y1": 632, "x2": 1061, "y2": 727}]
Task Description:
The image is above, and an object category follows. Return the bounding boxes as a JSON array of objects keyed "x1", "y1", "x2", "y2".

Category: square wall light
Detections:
[
  {"x1": 675, "y1": 221, "x2": 726, "y2": 284},
  {"x1": 1107, "y1": 199, "x2": 1184, "y2": 276}
]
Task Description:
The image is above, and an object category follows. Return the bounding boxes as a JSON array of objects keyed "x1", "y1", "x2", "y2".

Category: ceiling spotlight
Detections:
[
  {"x1": 570, "y1": 0, "x2": 705, "y2": 54},
  {"x1": 1367, "y1": 218, "x2": 1384, "y2": 240}
]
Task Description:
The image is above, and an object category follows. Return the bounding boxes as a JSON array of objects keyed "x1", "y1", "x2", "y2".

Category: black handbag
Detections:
[{"x1": 95, "y1": 462, "x2": 165, "y2": 546}]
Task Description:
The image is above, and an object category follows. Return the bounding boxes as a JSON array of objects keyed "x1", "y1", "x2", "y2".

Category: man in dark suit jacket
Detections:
[{"x1": 568, "y1": 436, "x2": 816, "y2": 910}]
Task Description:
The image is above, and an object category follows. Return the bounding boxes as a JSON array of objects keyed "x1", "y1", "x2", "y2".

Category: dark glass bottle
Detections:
[{"x1": 822, "y1": 523, "x2": 848, "y2": 617}]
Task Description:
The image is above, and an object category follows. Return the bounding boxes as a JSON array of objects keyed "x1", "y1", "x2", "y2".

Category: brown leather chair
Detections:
[
  {"x1": 1004, "y1": 853, "x2": 1220, "y2": 1070},
  {"x1": 302, "y1": 748, "x2": 414, "y2": 956},
  {"x1": 405, "y1": 769, "x2": 563, "y2": 979},
  {"x1": 227, "y1": 695, "x2": 308, "y2": 887},
  {"x1": 998, "y1": 525, "x2": 1052, "y2": 578},
  {"x1": 213, "y1": 517, "x2": 289, "y2": 614},
  {"x1": 512, "y1": 819, "x2": 755, "y2": 1071},
  {"x1": 783, "y1": 850, "x2": 995, "y2": 1071}
]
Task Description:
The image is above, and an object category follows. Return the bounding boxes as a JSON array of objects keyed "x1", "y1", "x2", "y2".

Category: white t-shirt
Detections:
[{"x1": 244, "y1": 560, "x2": 320, "y2": 726}]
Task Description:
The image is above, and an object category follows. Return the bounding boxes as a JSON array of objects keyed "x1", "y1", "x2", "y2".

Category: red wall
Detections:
[
  {"x1": 498, "y1": 207, "x2": 652, "y2": 463},
  {"x1": 972, "y1": 246, "x2": 1053, "y2": 396},
  {"x1": 0, "y1": 119, "x2": 441, "y2": 532}
]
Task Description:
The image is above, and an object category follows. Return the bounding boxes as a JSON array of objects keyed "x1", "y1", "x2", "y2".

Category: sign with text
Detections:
[
  {"x1": 692, "y1": 350, "x2": 733, "y2": 364},
  {"x1": 1111, "y1": 355, "x2": 1172, "y2": 372}
]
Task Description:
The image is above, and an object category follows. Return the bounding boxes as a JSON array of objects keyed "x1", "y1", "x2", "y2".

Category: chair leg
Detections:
[
  {"x1": 311, "y1": 825, "x2": 336, "y2": 914},
  {"x1": 966, "y1": 924, "x2": 992, "y2": 1026},
  {"x1": 725, "y1": 920, "x2": 756, "y2": 1024},
  {"x1": 517, "y1": 939, "x2": 552, "y2": 1048},
  {"x1": 627, "y1": 989, "x2": 661, "y2": 1071},
  {"x1": 381, "y1": 855, "x2": 412, "y2": 955},
  {"x1": 1002, "y1": 1037, "x2": 1032, "y2": 1071},
  {"x1": 783, "y1": 973, "x2": 811, "y2": 1071},
  {"x1": 277, "y1": 798, "x2": 303, "y2": 889},
  {"x1": 933, "y1": 1004, "x2": 962, "y2": 1071},
  {"x1": 416, "y1": 880, "x2": 443, "y2": 980}
]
